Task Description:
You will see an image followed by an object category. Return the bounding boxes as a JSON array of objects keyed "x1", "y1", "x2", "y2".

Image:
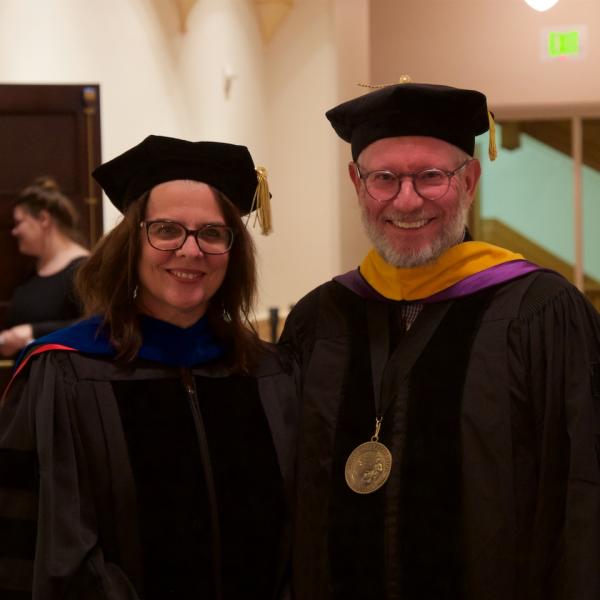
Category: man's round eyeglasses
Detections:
[
  {"x1": 141, "y1": 220, "x2": 235, "y2": 254},
  {"x1": 355, "y1": 159, "x2": 472, "y2": 203}
]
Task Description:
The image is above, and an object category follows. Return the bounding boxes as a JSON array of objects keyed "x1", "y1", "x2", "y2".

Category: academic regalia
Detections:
[
  {"x1": 281, "y1": 243, "x2": 600, "y2": 600},
  {"x1": 283, "y1": 74, "x2": 600, "y2": 599},
  {"x1": 0, "y1": 315, "x2": 298, "y2": 599}
]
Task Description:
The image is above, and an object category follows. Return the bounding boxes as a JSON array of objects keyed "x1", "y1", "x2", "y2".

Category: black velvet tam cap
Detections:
[
  {"x1": 326, "y1": 82, "x2": 493, "y2": 160},
  {"x1": 93, "y1": 135, "x2": 261, "y2": 215}
]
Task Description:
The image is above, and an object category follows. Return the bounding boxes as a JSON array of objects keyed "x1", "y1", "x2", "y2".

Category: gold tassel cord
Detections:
[
  {"x1": 249, "y1": 166, "x2": 272, "y2": 235},
  {"x1": 487, "y1": 111, "x2": 498, "y2": 161},
  {"x1": 357, "y1": 82, "x2": 393, "y2": 90},
  {"x1": 357, "y1": 74, "x2": 413, "y2": 90}
]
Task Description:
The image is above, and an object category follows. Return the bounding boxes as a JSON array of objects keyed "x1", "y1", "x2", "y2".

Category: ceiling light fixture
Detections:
[{"x1": 524, "y1": 0, "x2": 559, "y2": 11}]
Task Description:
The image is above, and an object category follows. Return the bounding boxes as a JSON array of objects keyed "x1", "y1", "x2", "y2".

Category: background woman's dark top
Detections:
[{"x1": 3, "y1": 256, "x2": 85, "y2": 338}]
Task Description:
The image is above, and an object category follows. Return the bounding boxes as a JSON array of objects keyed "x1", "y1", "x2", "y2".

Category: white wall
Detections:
[
  {"x1": 8, "y1": 1, "x2": 593, "y2": 314},
  {"x1": 333, "y1": 0, "x2": 372, "y2": 272},
  {"x1": 263, "y1": 0, "x2": 338, "y2": 312},
  {"x1": 0, "y1": 0, "x2": 341, "y2": 316},
  {"x1": 0, "y1": 0, "x2": 191, "y2": 229}
]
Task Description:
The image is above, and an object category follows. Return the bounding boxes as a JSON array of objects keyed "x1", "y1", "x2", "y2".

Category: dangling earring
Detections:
[{"x1": 133, "y1": 285, "x2": 138, "y2": 300}]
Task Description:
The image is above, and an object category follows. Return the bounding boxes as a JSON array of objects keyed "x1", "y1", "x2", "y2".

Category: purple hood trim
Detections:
[{"x1": 333, "y1": 260, "x2": 544, "y2": 303}]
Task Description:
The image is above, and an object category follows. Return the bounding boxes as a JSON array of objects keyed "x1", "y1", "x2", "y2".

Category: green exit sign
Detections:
[
  {"x1": 542, "y1": 26, "x2": 587, "y2": 60},
  {"x1": 548, "y1": 31, "x2": 580, "y2": 56}
]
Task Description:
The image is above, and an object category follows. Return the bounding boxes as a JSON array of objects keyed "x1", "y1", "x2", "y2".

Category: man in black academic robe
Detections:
[{"x1": 281, "y1": 80, "x2": 600, "y2": 600}]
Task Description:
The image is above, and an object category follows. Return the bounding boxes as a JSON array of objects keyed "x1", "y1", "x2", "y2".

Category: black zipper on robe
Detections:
[{"x1": 180, "y1": 368, "x2": 223, "y2": 600}]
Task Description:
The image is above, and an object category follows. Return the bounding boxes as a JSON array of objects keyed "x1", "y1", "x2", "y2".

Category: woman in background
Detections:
[
  {"x1": 0, "y1": 177, "x2": 89, "y2": 357},
  {"x1": 0, "y1": 135, "x2": 296, "y2": 600}
]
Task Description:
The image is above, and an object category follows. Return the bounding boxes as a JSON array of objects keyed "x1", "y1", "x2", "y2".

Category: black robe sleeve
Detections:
[
  {"x1": 507, "y1": 278, "x2": 600, "y2": 599},
  {"x1": 0, "y1": 352, "x2": 140, "y2": 600}
]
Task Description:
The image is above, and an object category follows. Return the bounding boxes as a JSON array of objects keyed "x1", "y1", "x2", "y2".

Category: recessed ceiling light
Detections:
[{"x1": 524, "y1": 0, "x2": 559, "y2": 11}]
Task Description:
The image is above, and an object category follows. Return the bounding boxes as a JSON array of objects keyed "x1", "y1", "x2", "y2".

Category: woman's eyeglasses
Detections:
[{"x1": 141, "y1": 220, "x2": 235, "y2": 254}]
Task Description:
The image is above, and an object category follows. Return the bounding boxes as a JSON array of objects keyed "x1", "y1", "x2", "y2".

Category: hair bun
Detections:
[{"x1": 31, "y1": 176, "x2": 60, "y2": 192}]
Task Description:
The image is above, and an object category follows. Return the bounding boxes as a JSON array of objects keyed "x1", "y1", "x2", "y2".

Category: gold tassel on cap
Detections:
[
  {"x1": 248, "y1": 166, "x2": 272, "y2": 235},
  {"x1": 487, "y1": 111, "x2": 498, "y2": 161}
]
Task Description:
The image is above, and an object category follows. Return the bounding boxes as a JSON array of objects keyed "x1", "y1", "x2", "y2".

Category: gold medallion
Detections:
[{"x1": 344, "y1": 440, "x2": 392, "y2": 494}]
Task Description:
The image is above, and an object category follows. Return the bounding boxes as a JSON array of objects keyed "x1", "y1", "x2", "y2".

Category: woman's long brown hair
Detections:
[{"x1": 75, "y1": 187, "x2": 264, "y2": 371}]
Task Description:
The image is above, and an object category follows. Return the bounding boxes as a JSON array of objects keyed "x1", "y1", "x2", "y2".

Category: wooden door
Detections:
[{"x1": 0, "y1": 83, "x2": 102, "y2": 387}]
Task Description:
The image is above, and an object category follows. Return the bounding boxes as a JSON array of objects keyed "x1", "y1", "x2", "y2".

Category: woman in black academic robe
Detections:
[{"x1": 0, "y1": 135, "x2": 297, "y2": 600}]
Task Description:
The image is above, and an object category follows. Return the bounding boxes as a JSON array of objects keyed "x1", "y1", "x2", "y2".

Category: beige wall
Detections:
[
  {"x1": 334, "y1": 0, "x2": 372, "y2": 272},
  {"x1": 4, "y1": 0, "x2": 596, "y2": 317},
  {"x1": 370, "y1": 0, "x2": 600, "y2": 112},
  {"x1": 262, "y1": 0, "x2": 339, "y2": 313},
  {"x1": 0, "y1": 0, "x2": 342, "y2": 316}
]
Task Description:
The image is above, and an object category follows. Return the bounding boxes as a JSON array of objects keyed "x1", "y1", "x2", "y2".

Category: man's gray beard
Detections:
[{"x1": 360, "y1": 199, "x2": 471, "y2": 268}]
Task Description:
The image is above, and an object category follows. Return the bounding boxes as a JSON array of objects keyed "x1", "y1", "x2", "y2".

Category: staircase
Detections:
[
  {"x1": 481, "y1": 218, "x2": 600, "y2": 312},
  {"x1": 499, "y1": 119, "x2": 600, "y2": 172},
  {"x1": 489, "y1": 118, "x2": 600, "y2": 313}
]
